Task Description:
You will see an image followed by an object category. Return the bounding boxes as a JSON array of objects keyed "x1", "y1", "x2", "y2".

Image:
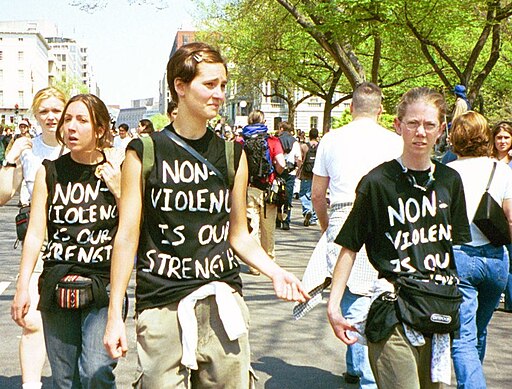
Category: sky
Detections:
[{"x1": 1, "y1": 0, "x2": 198, "y2": 107}]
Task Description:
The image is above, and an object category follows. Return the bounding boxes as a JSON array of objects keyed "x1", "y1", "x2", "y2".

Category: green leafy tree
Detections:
[
  {"x1": 52, "y1": 72, "x2": 89, "y2": 100},
  {"x1": 150, "y1": 113, "x2": 170, "y2": 131}
]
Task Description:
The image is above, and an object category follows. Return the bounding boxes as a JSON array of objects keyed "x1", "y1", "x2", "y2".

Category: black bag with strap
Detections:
[
  {"x1": 302, "y1": 142, "x2": 318, "y2": 175},
  {"x1": 473, "y1": 161, "x2": 511, "y2": 246},
  {"x1": 394, "y1": 277, "x2": 462, "y2": 334}
]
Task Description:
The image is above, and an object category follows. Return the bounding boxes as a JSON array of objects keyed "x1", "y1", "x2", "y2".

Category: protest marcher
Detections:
[
  {"x1": 243, "y1": 109, "x2": 286, "y2": 274},
  {"x1": 137, "y1": 119, "x2": 154, "y2": 136},
  {"x1": 0, "y1": 87, "x2": 66, "y2": 389},
  {"x1": 103, "y1": 42, "x2": 309, "y2": 388},
  {"x1": 327, "y1": 87, "x2": 471, "y2": 388},
  {"x1": 298, "y1": 128, "x2": 319, "y2": 227},
  {"x1": 11, "y1": 94, "x2": 121, "y2": 388},
  {"x1": 113, "y1": 123, "x2": 132, "y2": 150},
  {"x1": 448, "y1": 112, "x2": 512, "y2": 388},
  {"x1": 305, "y1": 82, "x2": 402, "y2": 388},
  {"x1": 278, "y1": 121, "x2": 301, "y2": 230},
  {"x1": 492, "y1": 120, "x2": 512, "y2": 312}
]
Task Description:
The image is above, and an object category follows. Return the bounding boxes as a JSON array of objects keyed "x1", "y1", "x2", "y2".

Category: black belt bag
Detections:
[{"x1": 395, "y1": 277, "x2": 462, "y2": 334}]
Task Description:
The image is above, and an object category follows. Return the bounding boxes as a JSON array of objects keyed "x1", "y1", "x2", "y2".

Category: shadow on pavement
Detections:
[{"x1": 252, "y1": 356, "x2": 353, "y2": 389}]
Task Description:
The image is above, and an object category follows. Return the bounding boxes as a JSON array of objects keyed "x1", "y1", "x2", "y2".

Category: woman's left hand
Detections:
[
  {"x1": 271, "y1": 269, "x2": 310, "y2": 303},
  {"x1": 101, "y1": 161, "x2": 122, "y2": 199}
]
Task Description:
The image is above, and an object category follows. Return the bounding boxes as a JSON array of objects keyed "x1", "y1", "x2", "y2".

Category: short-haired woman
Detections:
[
  {"x1": 104, "y1": 42, "x2": 308, "y2": 388},
  {"x1": 448, "y1": 111, "x2": 512, "y2": 388}
]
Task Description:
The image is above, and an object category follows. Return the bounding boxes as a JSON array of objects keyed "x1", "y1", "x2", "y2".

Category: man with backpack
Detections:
[
  {"x1": 298, "y1": 128, "x2": 319, "y2": 226},
  {"x1": 243, "y1": 110, "x2": 286, "y2": 275},
  {"x1": 278, "y1": 121, "x2": 302, "y2": 230}
]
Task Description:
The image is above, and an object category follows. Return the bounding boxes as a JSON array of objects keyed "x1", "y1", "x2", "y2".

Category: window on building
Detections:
[
  {"x1": 0, "y1": 69, "x2": 3, "y2": 80},
  {"x1": 310, "y1": 116, "x2": 319, "y2": 129},
  {"x1": 0, "y1": 51, "x2": 3, "y2": 60},
  {"x1": 18, "y1": 51, "x2": 24, "y2": 61},
  {"x1": 18, "y1": 37, "x2": 24, "y2": 42},
  {"x1": 18, "y1": 70, "x2": 24, "y2": 79},
  {"x1": 19, "y1": 91, "x2": 24, "y2": 106},
  {"x1": 0, "y1": 91, "x2": 3, "y2": 106}
]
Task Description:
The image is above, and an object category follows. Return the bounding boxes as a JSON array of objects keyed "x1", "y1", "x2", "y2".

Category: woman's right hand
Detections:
[
  {"x1": 5, "y1": 137, "x2": 32, "y2": 164},
  {"x1": 103, "y1": 317, "x2": 128, "y2": 359},
  {"x1": 11, "y1": 289, "x2": 30, "y2": 328}
]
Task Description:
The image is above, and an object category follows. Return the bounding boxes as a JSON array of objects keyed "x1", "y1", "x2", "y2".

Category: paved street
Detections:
[{"x1": 1, "y1": 196, "x2": 511, "y2": 388}]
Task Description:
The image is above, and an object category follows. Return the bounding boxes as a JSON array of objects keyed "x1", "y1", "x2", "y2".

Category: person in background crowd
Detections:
[
  {"x1": 311, "y1": 82, "x2": 402, "y2": 388},
  {"x1": 2, "y1": 126, "x2": 13, "y2": 150},
  {"x1": 492, "y1": 120, "x2": 512, "y2": 313},
  {"x1": 137, "y1": 119, "x2": 154, "y2": 136},
  {"x1": 328, "y1": 87, "x2": 471, "y2": 388},
  {"x1": 278, "y1": 121, "x2": 301, "y2": 230},
  {"x1": 113, "y1": 123, "x2": 132, "y2": 150},
  {"x1": 448, "y1": 112, "x2": 512, "y2": 388},
  {"x1": 103, "y1": 42, "x2": 308, "y2": 388},
  {"x1": 0, "y1": 87, "x2": 67, "y2": 389},
  {"x1": 298, "y1": 128, "x2": 319, "y2": 227},
  {"x1": 441, "y1": 85, "x2": 472, "y2": 164},
  {"x1": 167, "y1": 100, "x2": 179, "y2": 122},
  {"x1": 12, "y1": 93, "x2": 121, "y2": 389},
  {"x1": 243, "y1": 110, "x2": 286, "y2": 275}
]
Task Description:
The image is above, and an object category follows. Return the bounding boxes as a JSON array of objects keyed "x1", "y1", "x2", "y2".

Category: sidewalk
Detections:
[{"x1": 1, "y1": 198, "x2": 511, "y2": 388}]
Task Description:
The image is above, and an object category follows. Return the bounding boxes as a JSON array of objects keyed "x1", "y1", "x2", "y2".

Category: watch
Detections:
[{"x1": 1, "y1": 159, "x2": 17, "y2": 168}]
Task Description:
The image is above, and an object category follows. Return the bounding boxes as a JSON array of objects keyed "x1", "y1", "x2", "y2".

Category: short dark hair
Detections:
[
  {"x1": 139, "y1": 119, "x2": 154, "y2": 134},
  {"x1": 118, "y1": 123, "x2": 129, "y2": 131},
  {"x1": 352, "y1": 82, "x2": 382, "y2": 117},
  {"x1": 279, "y1": 121, "x2": 293, "y2": 132},
  {"x1": 309, "y1": 128, "x2": 319, "y2": 140},
  {"x1": 166, "y1": 42, "x2": 227, "y2": 103}
]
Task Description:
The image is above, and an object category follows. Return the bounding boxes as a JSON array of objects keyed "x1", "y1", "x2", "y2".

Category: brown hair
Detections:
[
  {"x1": 279, "y1": 121, "x2": 293, "y2": 133},
  {"x1": 450, "y1": 111, "x2": 491, "y2": 157},
  {"x1": 166, "y1": 42, "x2": 227, "y2": 103},
  {"x1": 491, "y1": 121, "x2": 512, "y2": 158},
  {"x1": 396, "y1": 87, "x2": 447, "y2": 123},
  {"x1": 56, "y1": 94, "x2": 112, "y2": 149}
]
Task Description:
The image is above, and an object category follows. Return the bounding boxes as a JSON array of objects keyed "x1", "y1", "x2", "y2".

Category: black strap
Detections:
[
  {"x1": 485, "y1": 161, "x2": 498, "y2": 192},
  {"x1": 162, "y1": 128, "x2": 225, "y2": 182}
]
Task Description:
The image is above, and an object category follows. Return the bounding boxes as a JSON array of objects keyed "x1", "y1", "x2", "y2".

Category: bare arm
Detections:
[
  {"x1": 503, "y1": 198, "x2": 512, "y2": 241},
  {"x1": 104, "y1": 150, "x2": 141, "y2": 358},
  {"x1": 312, "y1": 174, "x2": 330, "y2": 232},
  {"x1": 11, "y1": 166, "x2": 48, "y2": 326},
  {"x1": 0, "y1": 138, "x2": 31, "y2": 204},
  {"x1": 229, "y1": 151, "x2": 309, "y2": 302},
  {"x1": 327, "y1": 247, "x2": 358, "y2": 345},
  {"x1": 274, "y1": 152, "x2": 286, "y2": 175}
]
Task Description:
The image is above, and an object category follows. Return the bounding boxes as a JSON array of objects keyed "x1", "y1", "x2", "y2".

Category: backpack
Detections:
[
  {"x1": 242, "y1": 124, "x2": 273, "y2": 186},
  {"x1": 302, "y1": 142, "x2": 318, "y2": 174}
]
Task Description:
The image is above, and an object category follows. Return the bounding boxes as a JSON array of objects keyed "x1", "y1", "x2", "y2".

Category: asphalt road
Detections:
[{"x1": 1, "y1": 196, "x2": 511, "y2": 388}]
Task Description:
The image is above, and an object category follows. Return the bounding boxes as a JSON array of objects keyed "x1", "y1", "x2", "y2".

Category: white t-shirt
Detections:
[
  {"x1": 448, "y1": 157, "x2": 512, "y2": 246},
  {"x1": 20, "y1": 135, "x2": 64, "y2": 197},
  {"x1": 113, "y1": 135, "x2": 132, "y2": 150},
  {"x1": 313, "y1": 117, "x2": 403, "y2": 204},
  {"x1": 285, "y1": 140, "x2": 302, "y2": 175}
]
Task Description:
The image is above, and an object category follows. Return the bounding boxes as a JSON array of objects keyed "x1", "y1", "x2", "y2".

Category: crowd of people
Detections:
[{"x1": 2, "y1": 41, "x2": 511, "y2": 389}]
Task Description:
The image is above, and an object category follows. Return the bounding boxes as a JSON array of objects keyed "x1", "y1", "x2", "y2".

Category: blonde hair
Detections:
[
  {"x1": 396, "y1": 87, "x2": 447, "y2": 123},
  {"x1": 31, "y1": 87, "x2": 66, "y2": 114}
]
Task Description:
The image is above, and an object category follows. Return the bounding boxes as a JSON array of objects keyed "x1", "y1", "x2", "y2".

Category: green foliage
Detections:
[
  {"x1": 332, "y1": 109, "x2": 395, "y2": 132},
  {"x1": 150, "y1": 113, "x2": 170, "y2": 131},
  {"x1": 52, "y1": 72, "x2": 89, "y2": 100}
]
